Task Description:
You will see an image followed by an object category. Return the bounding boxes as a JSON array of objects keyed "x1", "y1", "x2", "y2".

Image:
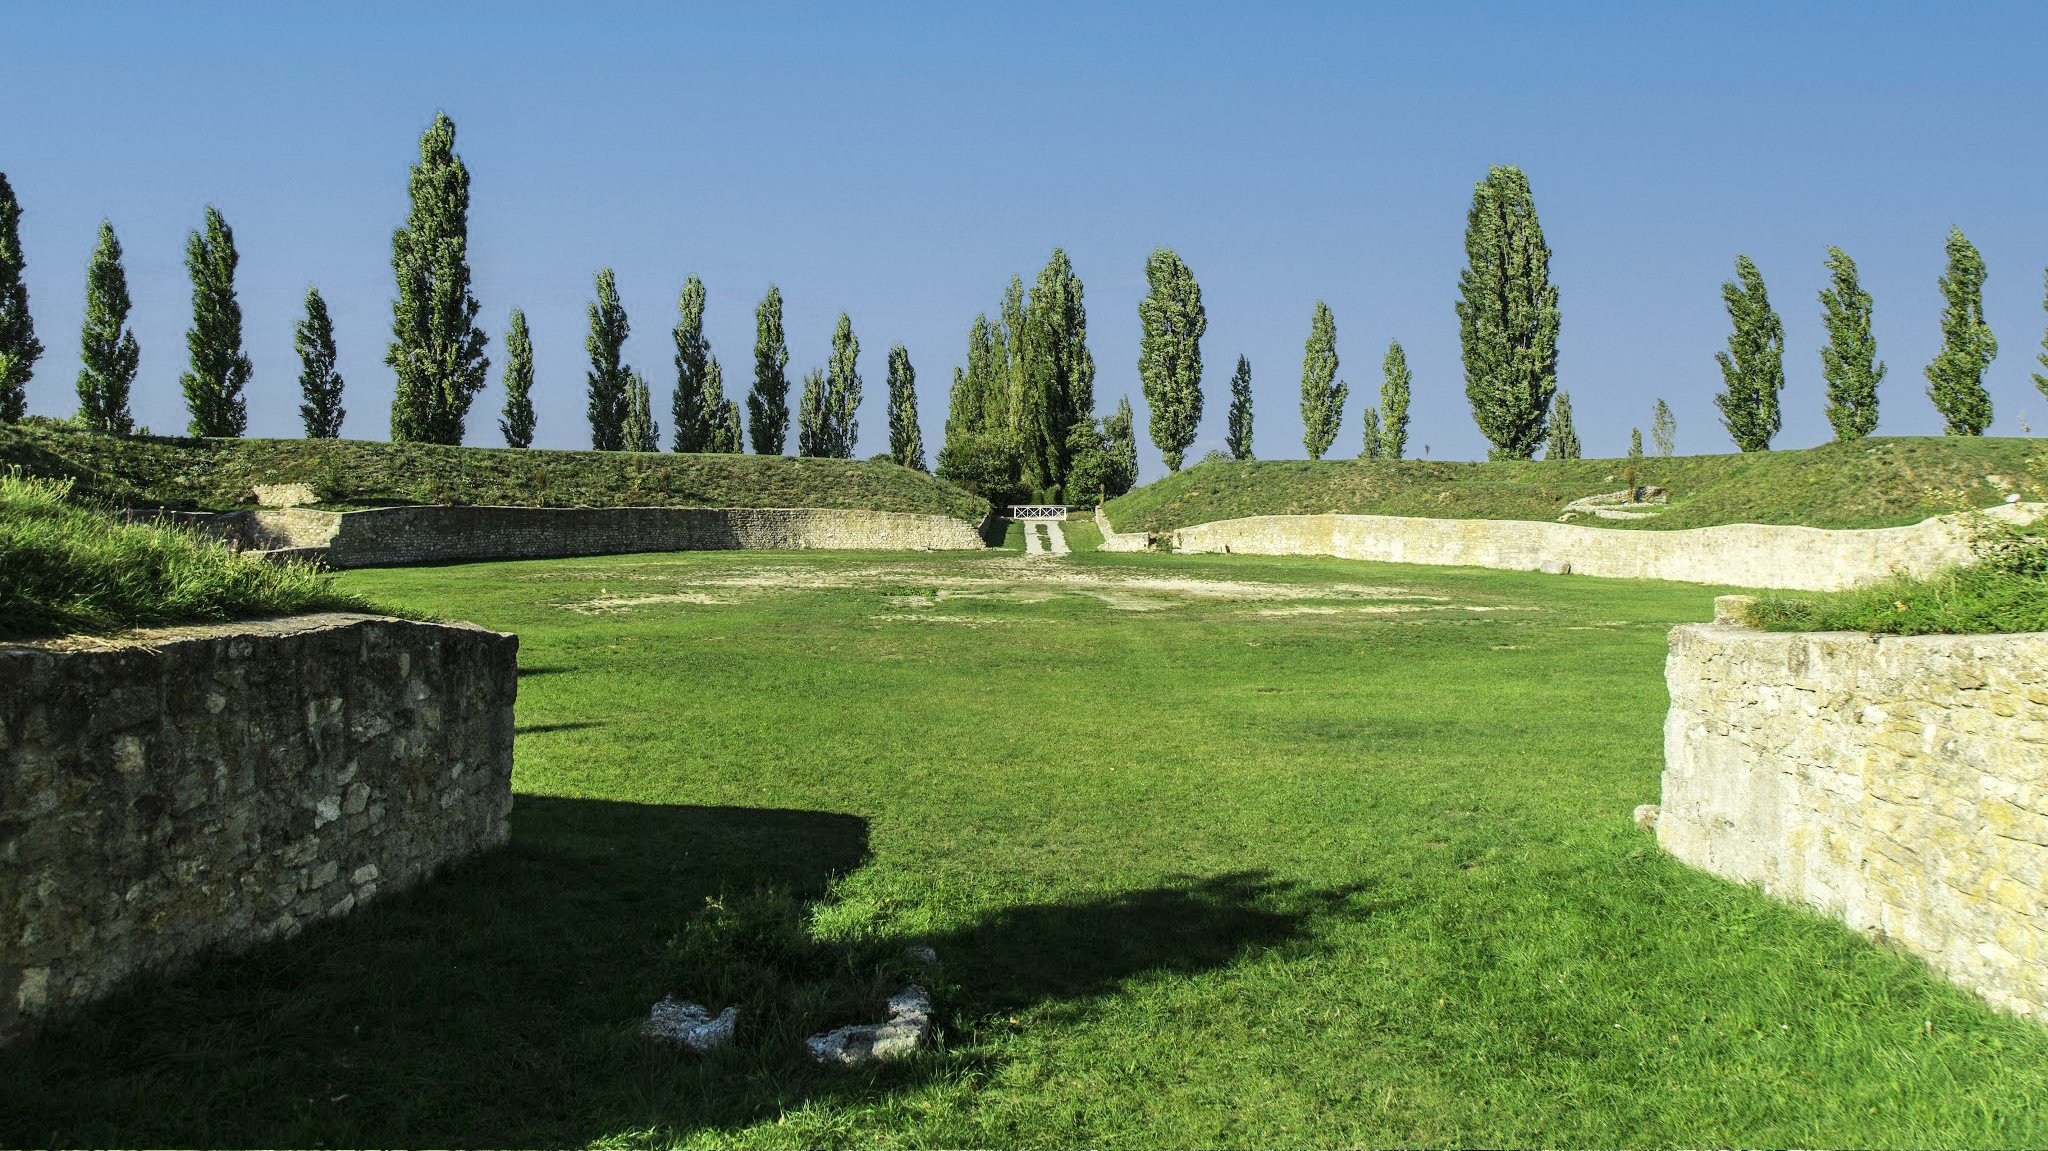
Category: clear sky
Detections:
[{"x1": 5, "y1": 2, "x2": 2047, "y2": 476}]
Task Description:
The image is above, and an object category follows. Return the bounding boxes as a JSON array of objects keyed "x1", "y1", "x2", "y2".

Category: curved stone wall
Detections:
[{"x1": 1160, "y1": 503, "x2": 2042, "y2": 591}]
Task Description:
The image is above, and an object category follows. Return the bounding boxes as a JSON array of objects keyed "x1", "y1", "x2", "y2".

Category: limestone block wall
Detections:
[
  {"x1": 0, "y1": 613, "x2": 517, "y2": 1045},
  {"x1": 1162, "y1": 503, "x2": 2042, "y2": 591},
  {"x1": 1659, "y1": 614, "x2": 2048, "y2": 1016},
  {"x1": 1094, "y1": 507, "x2": 1152, "y2": 552}
]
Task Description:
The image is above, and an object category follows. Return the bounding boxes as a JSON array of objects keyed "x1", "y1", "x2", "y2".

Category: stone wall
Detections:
[
  {"x1": 188, "y1": 504, "x2": 992, "y2": 568},
  {"x1": 1160, "y1": 503, "x2": 2043, "y2": 591},
  {"x1": 0, "y1": 613, "x2": 516, "y2": 1045},
  {"x1": 1659, "y1": 607, "x2": 2048, "y2": 1017},
  {"x1": 1094, "y1": 507, "x2": 1152, "y2": 553}
]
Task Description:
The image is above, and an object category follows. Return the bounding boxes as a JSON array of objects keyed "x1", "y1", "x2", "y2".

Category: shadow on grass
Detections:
[{"x1": 0, "y1": 799, "x2": 1351, "y2": 1148}]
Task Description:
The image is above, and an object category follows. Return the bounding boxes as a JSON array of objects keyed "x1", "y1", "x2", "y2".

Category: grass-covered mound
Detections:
[
  {"x1": 1105, "y1": 437, "x2": 2048, "y2": 533},
  {"x1": 1744, "y1": 521, "x2": 2048, "y2": 636},
  {"x1": 0, "y1": 420, "x2": 989, "y2": 521},
  {"x1": 0, "y1": 471, "x2": 374, "y2": 639}
]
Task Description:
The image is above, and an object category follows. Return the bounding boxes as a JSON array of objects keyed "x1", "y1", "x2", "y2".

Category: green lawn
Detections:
[{"x1": 7, "y1": 546, "x2": 2048, "y2": 1147}]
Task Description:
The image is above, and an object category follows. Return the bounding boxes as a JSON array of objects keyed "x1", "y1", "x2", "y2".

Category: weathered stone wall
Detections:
[
  {"x1": 1659, "y1": 612, "x2": 2048, "y2": 1016},
  {"x1": 0, "y1": 614, "x2": 517, "y2": 1045},
  {"x1": 1161, "y1": 503, "x2": 2043, "y2": 591},
  {"x1": 1094, "y1": 507, "x2": 1152, "y2": 553},
  {"x1": 185, "y1": 504, "x2": 992, "y2": 568}
]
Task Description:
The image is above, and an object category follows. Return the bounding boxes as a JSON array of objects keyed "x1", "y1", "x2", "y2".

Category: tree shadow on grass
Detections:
[{"x1": 0, "y1": 800, "x2": 1363, "y2": 1148}]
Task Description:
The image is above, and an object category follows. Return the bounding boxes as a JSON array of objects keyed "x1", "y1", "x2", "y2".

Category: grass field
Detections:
[
  {"x1": 1105, "y1": 436, "x2": 2048, "y2": 534},
  {"x1": 7, "y1": 539, "x2": 2048, "y2": 1147}
]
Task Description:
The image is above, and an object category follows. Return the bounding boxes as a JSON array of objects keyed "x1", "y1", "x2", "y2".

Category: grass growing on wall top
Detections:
[
  {"x1": 1744, "y1": 520, "x2": 2048, "y2": 636},
  {"x1": 0, "y1": 471, "x2": 374, "y2": 639},
  {"x1": 1104, "y1": 437, "x2": 2048, "y2": 533},
  {"x1": 0, "y1": 419, "x2": 988, "y2": 520}
]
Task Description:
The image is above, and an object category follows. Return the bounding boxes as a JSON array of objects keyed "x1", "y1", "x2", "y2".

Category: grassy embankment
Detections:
[
  {"x1": 0, "y1": 471, "x2": 372, "y2": 639},
  {"x1": 1105, "y1": 437, "x2": 2048, "y2": 533},
  {"x1": 1745, "y1": 520, "x2": 2048, "y2": 635},
  {"x1": 8, "y1": 545, "x2": 2048, "y2": 1146},
  {"x1": 0, "y1": 420, "x2": 988, "y2": 521}
]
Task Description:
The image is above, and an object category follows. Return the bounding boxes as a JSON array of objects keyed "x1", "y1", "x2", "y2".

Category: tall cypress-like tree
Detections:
[
  {"x1": 1225, "y1": 355, "x2": 1253, "y2": 460},
  {"x1": 748, "y1": 285, "x2": 790, "y2": 454},
  {"x1": 1299, "y1": 300, "x2": 1345, "y2": 459},
  {"x1": 1819, "y1": 246, "x2": 1884, "y2": 441},
  {"x1": 936, "y1": 311, "x2": 1023, "y2": 494},
  {"x1": 1625, "y1": 427, "x2": 1645, "y2": 497},
  {"x1": 296, "y1": 287, "x2": 346, "y2": 439},
  {"x1": 75, "y1": 220, "x2": 138, "y2": 435},
  {"x1": 796, "y1": 368, "x2": 829, "y2": 457},
  {"x1": 671, "y1": 276, "x2": 713, "y2": 451},
  {"x1": 1103, "y1": 396, "x2": 1139, "y2": 497},
  {"x1": 1380, "y1": 339, "x2": 1411, "y2": 460},
  {"x1": 1715, "y1": 255, "x2": 1785, "y2": 452},
  {"x1": 824, "y1": 313, "x2": 862, "y2": 458},
  {"x1": 1925, "y1": 227, "x2": 1997, "y2": 436},
  {"x1": 621, "y1": 370, "x2": 659, "y2": 452},
  {"x1": 498, "y1": 308, "x2": 535, "y2": 448},
  {"x1": 1546, "y1": 390, "x2": 1581, "y2": 459},
  {"x1": 1018, "y1": 251, "x2": 1094, "y2": 497},
  {"x1": 0, "y1": 173, "x2": 43, "y2": 423},
  {"x1": 887, "y1": 343, "x2": 925, "y2": 470},
  {"x1": 387, "y1": 113, "x2": 489, "y2": 444},
  {"x1": 585, "y1": 268, "x2": 631, "y2": 450},
  {"x1": 1137, "y1": 246, "x2": 1206, "y2": 471},
  {"x1": 2035, "y1": 267, "x2": 2048, "y2": 408},
  {"x1": 1359, "y1": 406, "x2": 1384, "y2": 460},
  {"x1": 179, "y1": 206, "x2": 251, "y2": 437},
  {"x1": 706, "y1": 359, "x2": 743, "y2": 453},
  {"x1": 1651, "y1": 398, "x2": 1676, "y2": 457},
  {"x1": 1457, "y1": 165, "x2": 1560, "y2": 460}
]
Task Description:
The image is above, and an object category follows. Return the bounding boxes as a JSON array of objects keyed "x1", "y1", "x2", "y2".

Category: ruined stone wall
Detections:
[
  {"x1": 1659, "y1": 614, "x2": 2048, "y2": 1016},
  {"x1": 0, "y1": 614, "x2": 517, "y2": 1045},
  {"x1": 1162, "y1": 504, "x2": 2042, "y2": 591},
  {"x1": 1094, "y1": 507, "x2": 1152, "y2": 553}
]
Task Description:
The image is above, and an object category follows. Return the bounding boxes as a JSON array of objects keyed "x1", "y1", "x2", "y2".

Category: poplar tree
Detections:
[
  {"x1": 936, "y1": 312, "x2": 1021, "y2": 493},
  {"x1": 388, "y1": 113, "x2": 489, "y2": 444},
  {"x1": 1137, "y1": 246, "x2": 1205, "y2": 471},
  {"x1": 1018, "y1": 251, "x2": 1094, "y2": 497},
  {"x1": 1299, "y1": 300, "x2": 1345, "y2": 460},
  {"x1": 1103, "y1": 396, "x2": 1139, "y2": 497},
  {"x1": 825, "y1": 312, "x2": 861, "y2": 458},
  {"x1": 887, "y1": 343, "x2": 925, "y2": 470},
  {"x1": 748, "y1": 285, "x2": 790, "y2": 454},
  {"x1": 75, "y1": 221, "x2": 138, "y2": 434},
  {"x1": 1359, "y1": 406, "x2": 1384, "y2": 461},
  {"x1": 671, "y1": 276, "x2": 713, "y2": 451},
  {"x1": 796, "y1": 368, "x2": 829, "y2": 457},
  {"x1": 296, "y1": 287, "x2": 346, "y2": 439},
  {"x1": 1546, "y1": 390, "x2": 1581, "y2": 459},
  {"x1": 1714, "y1": 255, "x2": 1784, "y2": 452},
  {"x1": 498, "y1": 308, "x2": 534, "y2": 447},
  {"x1": 178, "y1": 206, "x2": 251, "y2": 437},
  {"x1": 0, "y1": 173, "x2": 43, "y2": 423},
  {"x1": 1457, "y1": 165, "x2": 1560, "y2": 459},
  {"x1": 1925, "y1": 227, "x2": 1997, "y2": 436},
  {"x1": 1651, "y1": 399, "x2": 1676, "y2": 457},
  {"x1": 1380, "y1": 339, "x2": 1411, "y2": 460},
  {"x1": 1225, "y1": 355, "x2": 1253, "y2": 460},
  {"x1": 1624, "y1": 428, "x2": 1645, "y2": 497},
  {"x1": 707, "y1": 359, "x2": 744, "y2": 453},
  {"x1": 1819, "y1": 246, "x2": 1884, "y2": 441},
  {"x1": 621, "y1": 370, "x2": 659, "y2": 452},
  {"x1": 585, "y1": 268, "x2": 631, "y2": 450},
  {"x1": 2035, "y1": 267, "x2": 2048, "y2": 408}
]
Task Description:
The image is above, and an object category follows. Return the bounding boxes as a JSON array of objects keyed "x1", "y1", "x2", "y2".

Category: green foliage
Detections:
[
  {"x1": 387, "y1": 113, "x2": 489, "y2": 445},
  {"x1": 671, "y1": 276, "x2": 715, "y2": 452},
  {"x1": 706, "y1": 359, "x2": 744, "y2": 454},
  {"x1": 1103, "y1": 395, "x2": 1139, "y2": 498},
  {"x1": 886, "y1": 343, "x2": 925, "y2": 471},
  {"x1": 1063, "y1": 415, "x2": 1112, "y2": 505},
  {"x1": 803, "y1": 313, "x2": 863, "y2": 459},
  {"x1": 497, "y1": 308, "x2": 534, "y2": 448},
  {"x1": 296, "y1": 288, "x2": 347, "y2": 439},
  {"x1": 1651, "y1": 398, "x2": 1676, "y2": 457},
  {"x1": 1818, "y1": 246, "x2": 1884, "y2": 441},
  {"x1": 1137, "y1": 247, "x2": 1205, "y2": 472},
  {"x1": 936, "y1": 311, "x2": 1024, "y2": 501},
  {"x1": 621, "y1": 370, "x2": 660, "y2": 453},
  {"x1": 1457, "y1": 165, "x2": 1560, "y2": 460},
  {"x1": 1747, "y1": 520, "x2": 2048, "y2": 636},
  {"x1": 0, "y1": 470, "x2": 372, "y2": 638},
  {"x1": 1714, "y1": 255, "x2": 1784, "y2": 452},
  {"x1": 0, "y1": 172, "x2": 44, "y2": 423},
  {"x1": 2035, "y1": 267, "x2": 2048, "y2": 408},
  {"x1": 1358, "y1": 406, "x2": 1384, "y2": 461},
  {"x1": 178, "y1": 206, "x2": 251, "y2": 438},
  {"x1": 1380, "y1": 339, "x2": 1411, "y2": 460},
  {"x1": 1017, "y1": 251, "x2": 1095, "y2": 498},
  {"x1": 796, "y1": 368, "x2": 830, "y2": 458},
  {"x1": 75, "y1": 220, "x2": 138, "y2": 435},
  {"x1": 1624, "y1": 426, "x2": 1644, "y2": 496},
  {"x1": 1298, "y1": 300, "x2": 1345, "y2": 460},
  {"x1": 748, "y1": 285, "x2": 790, "y2": 454},
  {"x1": 584, "y1": 268, "x2": 631, "y2": 451},
  {"x1": 1225, "y1": 355, "x2": 1253, "y2": 461},
  {"x1": 1925, "y1": 227, "x2": 1997, "y2": 436},
  {"x1": 1546, "y1": 390, "x2": 1581, "y2": 460}
]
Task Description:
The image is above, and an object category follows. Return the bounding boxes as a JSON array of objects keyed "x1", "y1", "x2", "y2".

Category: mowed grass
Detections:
[{"x1": 7, "y1": 545, "x2": 2048, "y2": 1147}]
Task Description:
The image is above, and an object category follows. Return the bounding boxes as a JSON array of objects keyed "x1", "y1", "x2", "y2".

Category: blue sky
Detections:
[{"x1": 5, "y1": 2, "x2": 2047, "y2": 475}]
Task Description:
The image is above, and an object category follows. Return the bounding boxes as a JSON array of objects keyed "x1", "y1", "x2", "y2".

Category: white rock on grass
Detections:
[
  {"x1": 642, "y1": 996, "x2": 737, "y2": 1053},
  {"x1": 806, "y1": 985, "x2": 933, "y2": 1067}
]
